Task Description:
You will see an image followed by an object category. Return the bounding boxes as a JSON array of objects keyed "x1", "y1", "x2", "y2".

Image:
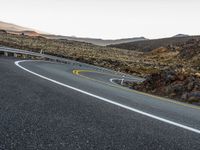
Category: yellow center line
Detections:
[{"x1": 72, "y1": 69, "x2": 200, "y2": 110}]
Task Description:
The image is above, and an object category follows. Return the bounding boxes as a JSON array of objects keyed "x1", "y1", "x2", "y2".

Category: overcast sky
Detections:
[{"x1": 0, "y1": 0, "x2": 200, "y2": 39}]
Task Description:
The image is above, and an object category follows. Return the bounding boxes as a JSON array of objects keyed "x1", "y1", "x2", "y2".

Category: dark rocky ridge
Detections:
[
  {"x1": 121, "y1": 38, "x2": 200, "y2": 105},
  {"x1": 109, "y1": 36, "x2": 200, "y2": 52}
]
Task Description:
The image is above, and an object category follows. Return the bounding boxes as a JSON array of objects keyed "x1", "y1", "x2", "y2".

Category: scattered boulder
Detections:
[
  {"x1": 130, "y1": 67, "x2": 200, "y2": 105},
  {"x1": 178, "y1": 39, "x2": 200, "y2": 59},
  {"x1": 187, "y1": 92, "x2": 200, "y2": 103},
  {"x1": 195, "y1": 72, "x2": 200, "y2": 78}
]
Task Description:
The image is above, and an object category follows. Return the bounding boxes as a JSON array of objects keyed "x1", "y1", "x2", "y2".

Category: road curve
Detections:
[{"x1": 0, "y1": 57, "x2": 200, "y2": 150}]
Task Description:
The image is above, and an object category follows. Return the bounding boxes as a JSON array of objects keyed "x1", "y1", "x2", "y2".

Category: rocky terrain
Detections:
[
  {"x1": 122, "y1": 38, "x2": 200, "y2": 105},
  {"x1": 0, "y1": 31, "x2": 150, "y2": 76},
  {"x1": 123, "y1": 68, "x2": 200, "y2": 105},
  {"x1": 0, "y1": 30, "x2": 200, "y2": 105}
]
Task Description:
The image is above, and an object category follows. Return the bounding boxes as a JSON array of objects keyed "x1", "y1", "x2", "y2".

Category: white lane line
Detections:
[
  {"x1": 110, "y1": 78, "x2": 122, "y2": 84},
  {"x1": 15, "y1": 60, "x2": 200, "y2": 134}
]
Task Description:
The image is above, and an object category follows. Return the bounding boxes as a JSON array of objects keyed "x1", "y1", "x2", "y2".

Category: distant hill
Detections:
[
  {"x1": 7, "y1": 30, "x2": 40, "y2": 36},
  {"x1": 0, "y1": 21, "x2": 32, "y2": 32},
  {"x1": 173, "y1": 34, "x2": 189, "y2": 38},
  {"x1": 0, "y1": 21, "x2": 147, "y2": 46},
  {"x1": 43, "y1": 34, "x2": 147, "y2": 46},
  {"x1": 0, "y1": 29, "x2": 7, "y2": 34},
  {"x1": 0, "y1": 21, "x2": 46, "y2": 36},
  {"x1": 108, "y1": 36, "x2": 200, "y2": 52},
  {"x1": 2, "y1": 20, "x2": 196, "y2": 48}
]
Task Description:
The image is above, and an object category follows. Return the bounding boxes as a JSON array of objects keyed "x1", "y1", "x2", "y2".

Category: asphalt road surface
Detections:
[{"x1": 0, "y1": 56, "x2": 200, "y2": 150}]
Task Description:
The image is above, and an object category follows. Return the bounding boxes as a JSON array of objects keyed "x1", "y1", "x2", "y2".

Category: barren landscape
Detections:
[
  {"x1": 1, "y1": 0, "x2": 200, "y2": 149},
  {"x1": 1, "y1": 29, "x2": 200, "y2": 105}
]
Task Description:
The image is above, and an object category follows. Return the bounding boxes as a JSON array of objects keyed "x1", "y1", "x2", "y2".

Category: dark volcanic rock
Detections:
[
  {"x1": 178, "y1": 39, "x2": 200, "y2": 59},
  {"x1": 131, "y1": 68, "x2": 200, "y2": 105},
  {"x1": 188, "y1": 92, "x2": 200, "y2": 103}
]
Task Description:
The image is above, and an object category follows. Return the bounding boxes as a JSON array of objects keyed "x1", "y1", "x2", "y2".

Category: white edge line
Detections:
[
  {"x1": 15, "y1": 60, "x2": 200, "y2": 134},
  {"x1": 110, "y1": 78, "x2": 121, "y2": 84}
]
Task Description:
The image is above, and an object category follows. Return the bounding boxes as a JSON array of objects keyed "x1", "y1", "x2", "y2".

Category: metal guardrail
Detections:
[
  {"x1": 0, "y1": 46, "x2": 73, "y2": 63},
  {"x1": 0, "y1": 46, "x2": 129, "y2": 76}
]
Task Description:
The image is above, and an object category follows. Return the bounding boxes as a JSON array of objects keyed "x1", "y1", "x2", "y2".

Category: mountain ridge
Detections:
[
  {"x1": 108, "y1": 35, "x2": 200, "y2": 52},
  {"x1": 0, "y1": 20, "x2": 196, "y2": 47},
  {"x1": 0, "y1": 20, "x2": 147, "y2": 46},
  {"x1": 44, "y1": 34, "x2": 147, "y2": 46}
]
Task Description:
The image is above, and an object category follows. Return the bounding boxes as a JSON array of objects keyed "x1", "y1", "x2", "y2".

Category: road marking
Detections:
[
  {"x1": 15, "y1": 60, "x2": 200, "y2": 134},
  {"x1": 110, "y1": 78, "x2": 141, "y2": 84},
  {"x1": 74, "y1": 69, "x2": 200, "y2": 111},
  {"x1": 73, "y1": 69, "x2": 124, "y2": 77},
  {"x1": 73, "y1": 69, "x2": 143, "y2": 90}
]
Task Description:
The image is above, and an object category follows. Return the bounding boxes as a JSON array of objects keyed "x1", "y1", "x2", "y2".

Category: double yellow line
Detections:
[{"x1": 73, "y1": 70, "x2": 95, "y2": 75}]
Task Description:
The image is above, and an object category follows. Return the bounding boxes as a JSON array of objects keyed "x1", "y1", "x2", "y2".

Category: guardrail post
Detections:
[
  {"x1": 4, "y1": 51, "x2": 8, "y2": 56},
  {"x1": 14, "y1": 53, "x2": 18, "y2": 57},
  {"x1": 121, "y1": 75, "x2": 125, "y2": 85},
  {"x1": 22, "y1": 54, "x2": 26, "y2": 59}
]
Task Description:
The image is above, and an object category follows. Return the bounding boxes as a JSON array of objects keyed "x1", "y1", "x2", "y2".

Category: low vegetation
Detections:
[
  {"x1": 1, "y1": 32, "x2": 200, "y2": 105},
  {"x1": 121, "y1": 39, "x2": 200, "y2": 105},
  {"x1": 0, "y1": 32, "x2": 159, "y2": 76}
]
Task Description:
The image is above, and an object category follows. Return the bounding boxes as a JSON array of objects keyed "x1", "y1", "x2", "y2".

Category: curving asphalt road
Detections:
[{"x1": 1, "y1": 56, "x2": 200, "y2": 150}]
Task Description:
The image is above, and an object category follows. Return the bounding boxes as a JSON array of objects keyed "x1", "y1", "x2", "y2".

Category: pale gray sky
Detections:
[{"x1": 0, "y1": 0, "x2": 200, "y2": 39}]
